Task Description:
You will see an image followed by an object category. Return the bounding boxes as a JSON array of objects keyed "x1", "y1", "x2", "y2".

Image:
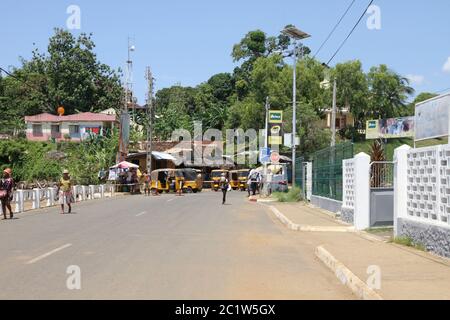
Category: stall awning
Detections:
[{"x1": 152, "y1": 151, "x2": 176, "y2": 161}]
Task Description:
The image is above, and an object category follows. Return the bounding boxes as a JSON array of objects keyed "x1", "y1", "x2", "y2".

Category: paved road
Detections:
[{"x1": 0, "y1": 191, "x2": 353, "y2": 299}]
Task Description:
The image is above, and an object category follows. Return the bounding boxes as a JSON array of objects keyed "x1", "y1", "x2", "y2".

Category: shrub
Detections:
[{"x1": 273, "y1": 186, "x2": 303, "y2": 203}]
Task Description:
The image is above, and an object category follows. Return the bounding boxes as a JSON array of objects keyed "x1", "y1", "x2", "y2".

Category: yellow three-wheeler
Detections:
[
  {"x1": 150, "y1": 169, "x2": 184, "y2": 194},
  {"x1": 181, "y1": 168, "x2": 203, "y2": 193},
  {"x1": 237, "y1": 169, "x2": 250, "y2": 191},
  {"x1": 210, "y1": 169, "x2": 229, "y2": 191}
]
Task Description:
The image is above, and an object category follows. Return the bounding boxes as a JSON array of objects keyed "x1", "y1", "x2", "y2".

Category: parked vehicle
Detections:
[
  {"x1": 237, "y1": 169, "x2": 250, "y2": 191},
  {"x1": 210, "y1": 169, "x2": 229, "y2": 191},
  {"x1": 150, "y1": 169, "x2": 184, "y2": 194},
  {"x1": 229, "y1": 170, "x2": 240, "y2": 190},
  {"x1": 181, "y1": 168, "x2": 203, "y2": 193}
]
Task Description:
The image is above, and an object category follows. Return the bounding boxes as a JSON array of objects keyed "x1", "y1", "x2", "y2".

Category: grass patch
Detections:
[
  {"x1": 390, "y1": 236, "x2": 427, "y2": 252},
  {"x1": 273, "y1": 187, "x2": 303, "y2": 203}
]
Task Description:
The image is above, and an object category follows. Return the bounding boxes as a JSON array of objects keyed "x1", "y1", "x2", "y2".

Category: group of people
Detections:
[{"x1": 0, "y1": 168, "x2": 74, "y2": 220}]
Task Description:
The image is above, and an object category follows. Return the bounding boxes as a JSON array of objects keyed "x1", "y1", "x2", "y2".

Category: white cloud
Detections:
[
  {"x1": 443, "y1": 57, "x2": 450, "y2": 73},
  {"x1": 406, "y1": 74, "x2": 425, "y2": 86}
]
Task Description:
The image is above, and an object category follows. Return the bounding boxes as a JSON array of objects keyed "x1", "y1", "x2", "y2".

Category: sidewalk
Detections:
[{"x1": 268, "y1": 202, "x2": 450, "y2": 300}]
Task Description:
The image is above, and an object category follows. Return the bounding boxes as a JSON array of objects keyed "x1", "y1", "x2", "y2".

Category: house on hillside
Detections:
[
  {"x1": 24, "y1": 112, "x2": 117, "y2": 142},
  {"x1": 320, "y1": 108, "x2": 355, "y2": 131}
]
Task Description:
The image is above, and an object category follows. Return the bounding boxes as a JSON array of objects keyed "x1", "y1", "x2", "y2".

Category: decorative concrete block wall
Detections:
[
  {"x1": 342, "y1": 159, "x2": 355, "y2": 224},
  {"x1": 395, "y1": 144, "x2": 450, "y2": 258},
  {"x1": 340, "y1": 153, "x2": 371, "y2": 230}
]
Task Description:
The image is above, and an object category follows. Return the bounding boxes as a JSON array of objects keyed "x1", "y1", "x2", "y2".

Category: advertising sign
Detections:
[
  {"x1": 268, "y1": 110, "x2": 283, "y2": 145},
  {"x1": 365, "y1": 117, "x2": 414, "y2": 140},
  {"x1": 415, "y1": 93, "x2": 450, "y2": 141}
]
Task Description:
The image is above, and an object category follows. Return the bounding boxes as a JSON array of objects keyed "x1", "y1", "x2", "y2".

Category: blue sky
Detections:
[{"x1": 1, "y1": 0, "x2": 450, "y2": 104}]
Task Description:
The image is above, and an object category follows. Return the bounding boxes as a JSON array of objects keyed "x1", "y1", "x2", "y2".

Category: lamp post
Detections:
[{"x1": 281, "y1": 26, "x2": 310, "y2": 188}]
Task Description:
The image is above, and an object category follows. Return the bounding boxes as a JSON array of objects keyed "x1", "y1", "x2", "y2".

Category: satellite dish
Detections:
[{"x1": 130, "y1": 45, "x2": 136, "y2": 52}]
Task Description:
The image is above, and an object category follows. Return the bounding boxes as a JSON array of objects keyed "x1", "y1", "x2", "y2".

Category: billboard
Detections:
[
  {"x1": 366, "y1": 117, "x2": 414, "y2": 140},
  {"x1": 415, "y1": 93, "x2": 450, "y2": 141},
  {"x1": 268, "y1": 110, "x2": 283, "y2": 145}
]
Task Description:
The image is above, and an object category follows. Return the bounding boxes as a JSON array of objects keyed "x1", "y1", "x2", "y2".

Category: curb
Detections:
[
  {"x1": 315, "y1": 246, "x2": 383, "y2": 300},
  {"x1": 269, "y1": 206, "x2": 355, "y2": 233}
]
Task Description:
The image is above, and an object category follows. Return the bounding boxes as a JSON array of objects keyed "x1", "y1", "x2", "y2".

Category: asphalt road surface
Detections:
[{"x1": 0, "y1": 191, "x2": 354, "y2": 299}]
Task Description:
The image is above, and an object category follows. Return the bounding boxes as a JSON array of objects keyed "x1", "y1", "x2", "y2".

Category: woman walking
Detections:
[
  {"x1": 0, "y1": 168, "x2": 14, "y2": 220},
  {"x1": 219, "y1": 172, "x2": 229, "y2": 205},
  {"x1": 58, "y1": 169, "x2": 73, "y2": 214}
]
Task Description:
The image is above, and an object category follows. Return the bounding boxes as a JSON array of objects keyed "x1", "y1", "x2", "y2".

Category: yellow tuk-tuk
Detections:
[
  {"x1": 210, "y1": 169, "x2": 229, "y2": 191},
  {"x1": 237, "y1": 169, "x2": 250, "y2": 191},
  {"x1": 181, "y1": 168, "x2": 203, "y2": 193},
  {"x1": 150, "y1": 169, "x2": 184, "y2": 194},
  {"x1": 230, "y1": 170, "x2": 240, "y2": 190}
]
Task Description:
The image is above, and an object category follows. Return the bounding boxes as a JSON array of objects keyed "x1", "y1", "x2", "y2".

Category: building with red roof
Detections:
[{"x1": 24, "y1": 112, "x2": 117, "y2": 142}]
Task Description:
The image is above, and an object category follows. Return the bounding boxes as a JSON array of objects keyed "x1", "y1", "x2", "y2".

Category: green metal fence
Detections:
[{"x1": 312, "y1": 142, "x2": 354, "y2": 201}]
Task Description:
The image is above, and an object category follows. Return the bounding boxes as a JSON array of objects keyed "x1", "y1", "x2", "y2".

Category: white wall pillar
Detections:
[
  {"x1": 15, "y1": 190, "x2": 24, "y2": 213},
  {"x1": 32, "y1": 188, "x2": 40, "y2": 209},
  {"x1": 89, "y1": 185, "x2": 95, "y2": 200},
  {"x1": 72, "y1": 186, "x2": 78, "y2": 202},
  {"x1": 306, "y1": 162, "x2": 312, "y2": 201},
  {"x1": 393, "y1": 145, "x2": 411, "y2": 237},
  {"x1": 353, "y1": 153, "x2": 371, "y2": 230},
  {"x1": 81, "y1": 186, "x2": 87, "y2": 201},
  {"x1": 100, "y1": 185, "x2": 105, "y2": 198},
  {"x1": 48, "y1": 187, "x2": 56, "y2": 207}
]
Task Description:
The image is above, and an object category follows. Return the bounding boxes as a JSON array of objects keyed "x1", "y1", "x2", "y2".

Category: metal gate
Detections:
[{"x1": 370, "y1": 161, "x2": 394, "y2": 227}]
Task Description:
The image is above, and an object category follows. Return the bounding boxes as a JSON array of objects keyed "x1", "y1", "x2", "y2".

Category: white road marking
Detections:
[
  {"x1": 26, "y1": 243, "x2": 72, "y2": 265},
  {"x1": 135, "y1": 211, "x2": 147, "y2": 217},
  {"x1": 167, "y1": 198, "x2": 177, "y2": 202}
]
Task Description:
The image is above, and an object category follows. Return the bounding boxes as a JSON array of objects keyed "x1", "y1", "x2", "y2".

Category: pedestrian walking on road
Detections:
[
  {"x1": 219, "y1": 173, "x2": 229, "y2": 205},
  {"x1": 248, "y1": 169, "x2": 260, "y2": 196},
  {"x1": 58, "y1": 169, "x2": 73, "y2": 214},
  {"x1": 143, "y1": 170, "x2": 151, "y2": 196},
  {"x1": 0, "y1": 168, "x2": 15, "y2": 220}
]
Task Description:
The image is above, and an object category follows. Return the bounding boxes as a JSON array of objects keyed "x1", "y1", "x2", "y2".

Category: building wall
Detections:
[{"x1": 26, "y1": 121, "x2": 113, "y2": 142}]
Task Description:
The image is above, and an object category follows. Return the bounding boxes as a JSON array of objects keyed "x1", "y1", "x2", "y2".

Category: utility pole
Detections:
[
  {"x1": 117, "y1": 38, "x2": 135, "y2": 163},
  {"x1": 331, "y1": 79, "x2": 337, "y2": 147},
  {"x1": 145, "y1": 67, "x2": 154, "y2": 175}
]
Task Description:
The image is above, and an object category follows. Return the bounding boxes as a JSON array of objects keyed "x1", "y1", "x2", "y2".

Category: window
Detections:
[
  {"x1": 32, "y1": 124, "x2": 42, "y2": 136},
  {"x1": 69, "y1": 125, "x2": 80, "y2": 135},
  {"x1": 51, "y1": 125, "x2": 60, "y2": 134}
]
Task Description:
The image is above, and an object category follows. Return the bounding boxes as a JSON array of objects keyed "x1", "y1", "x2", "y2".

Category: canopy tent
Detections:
[{"x1": 110, "y1": 161, "x2": 140, "y2": 169}]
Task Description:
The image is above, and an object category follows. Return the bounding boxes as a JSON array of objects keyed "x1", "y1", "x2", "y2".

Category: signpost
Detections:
[
  {"x1": 260, "y1": 147, "x2": 271, "y2": 164},
  {"x1": 270, "y1": 151, "x2": 280, "y2": 164}
]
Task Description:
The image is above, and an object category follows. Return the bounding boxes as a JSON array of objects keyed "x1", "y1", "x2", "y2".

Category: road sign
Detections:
[
  {"x1": 260, "y1": 148, "x2": 271, "y2": 164},
  {"x1": 270, "y1": 151, "x2": 280, "y2": 164}
]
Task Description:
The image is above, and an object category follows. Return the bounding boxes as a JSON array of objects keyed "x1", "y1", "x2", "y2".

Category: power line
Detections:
[
  {"x1": 326, "y1": 0, "x2": 375, "y2": 65},
  {"x1": 313, "y1": 0, "x2": 356, "y2": 59}
]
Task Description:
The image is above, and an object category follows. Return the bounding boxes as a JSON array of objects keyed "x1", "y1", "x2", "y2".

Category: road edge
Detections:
[{"x1": 315, "y1": 245, "x2": 383, "y2": 300}]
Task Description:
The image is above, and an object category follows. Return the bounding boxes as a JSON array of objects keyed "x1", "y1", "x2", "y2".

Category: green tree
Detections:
[
  {"x1": 0, "y1": 28, "x2": 123, "y2": 127},
  {"x1": 367, "y1": 64, "x2": 414, "y2": 119}
]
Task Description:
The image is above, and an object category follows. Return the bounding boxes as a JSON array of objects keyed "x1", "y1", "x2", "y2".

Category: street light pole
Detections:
[
  {"x1": 281, "y1": 26, "x2": 310, "y2": 188},
  {"x1": 292, "y1": 42, "x2": 298, "y2": 188}
]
